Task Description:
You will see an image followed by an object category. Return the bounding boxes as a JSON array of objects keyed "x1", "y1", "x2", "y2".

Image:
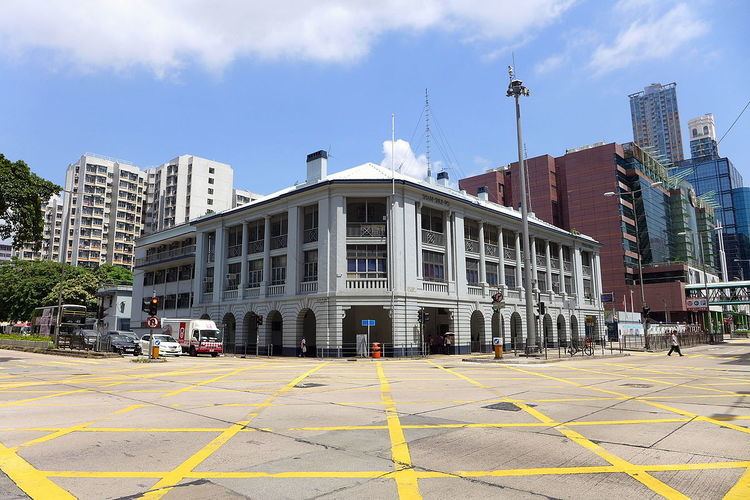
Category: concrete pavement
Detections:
[{"x1": 0, "y1": 341, "x2": 748, "y2": 499}]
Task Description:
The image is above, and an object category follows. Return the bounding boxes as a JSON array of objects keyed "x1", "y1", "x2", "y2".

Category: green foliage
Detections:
[
  {"x1": 0, "y1": 333, "x2": 52, "y2": 342},
  {"x1": 0, "y1": 259, "x2": 126, "y2": 321},
  {"x1": 0, "y1": 154, "x2": 61, "y2": 250}
]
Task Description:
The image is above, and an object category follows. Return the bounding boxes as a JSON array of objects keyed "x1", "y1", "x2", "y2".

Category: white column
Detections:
[
  {"x1": 286, "y1": 207, "x2": 299, "y2": 295},
  {"x1": 515, "y1": 231, "x2": 522, "y2": 289},
  {"x1": 498, "y1": 226, "x2": 506, "y2": 289},
  {"x1": 478, "y1": 222, "x2": 486, "y2": 286},
  {"x1": 317, "y1": 198, "x2": 330, "y2": 294},
  {"x1": 531, "y1": 237, "x2": 538, "y2": 292},
  {"x1": 574, "y1": 246, "x2": 585, "y2": 306},
  {"x1": 445, "y1": 211, "x2": 454, "y2": 286},
  {"x1": 416, "y1": 203, "x2": 423, "y2": 279},
  {"x1": 213, "y1": 225, "x2": 226, "y2": 303},
  {"x1": 593, "y1": 252, "x2": 604, "y2": 302},
  {"x1": 545, "y1": 240, "x2": 552, "y2": 293},
  {"x1": 262, "y1": 215, "x2": 271, "y2": 296},
  {"x1": 193, "y1": 231, "x2": 205, "y2": 303},
  {"x1": 239, "y1": 222, "x2": 249, "y2": 297},
  {"x1": 558, "y1": 244, "x2": 566, "y2": 295}
]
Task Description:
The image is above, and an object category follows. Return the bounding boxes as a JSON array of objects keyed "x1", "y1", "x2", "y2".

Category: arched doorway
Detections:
[
  {"x1": 200, "y1": 313, "x2": 210, "y2": 320},
  {"x1": 298, "y1": 309, "x2": 316, "y2": 357},
  {"x1": 222, "y1": 313, "x2": 236, "y2": 354},
  {"x1": 243, "y1": 312, "x2": 258, "y2": 355},
  {"x1": 267, "y1": 310, "x2": 283, "y2": 356},
  {"x1": 510, "y1": 312, "x2": 523, "y2": 351},
  {"x1": 585, "y1": 315, "x2": 598, "y2": 343},
  {"x1": 557, "y1": 314, "x2": 567, "y2": 347},
  {"x1": 470, "y1": 310, "x2": 485, "y2": 353},
  {"x1": 570, "y1": 315, "x2": 579, "y2": 346},
  {"x1": 543, "y1": 314, "x2": 553, "y2": 347},
  {"x1": 342, "y1": 306, "x2": 392, "y2": 357}
]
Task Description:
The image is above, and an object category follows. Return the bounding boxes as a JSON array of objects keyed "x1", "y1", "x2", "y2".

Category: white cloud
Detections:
[
  {"x1": 380, "y1": 139, "x2": 433, "y2": 179},
  {"x1": 588, "y1": 3, "x2": 708, "y2": 75},
  {"x1": 534, "y1": 54, "x2": 566, "y2": 75},
  {"x1": 0, "y1": 0, "x2": 575, "y2": 76}
]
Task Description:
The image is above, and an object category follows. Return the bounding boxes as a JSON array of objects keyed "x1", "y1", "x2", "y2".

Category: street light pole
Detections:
[{"x1": 506, "y1": 66, "x2": 535, "y2": 353}]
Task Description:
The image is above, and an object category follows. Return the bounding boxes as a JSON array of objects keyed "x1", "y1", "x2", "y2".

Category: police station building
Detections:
[{"x1": 132, "y1": 151, "x2": 605, "y2": 356}]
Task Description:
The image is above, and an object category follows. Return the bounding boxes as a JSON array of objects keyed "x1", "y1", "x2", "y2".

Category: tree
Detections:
[
  {"x1": 0, "y1": 154, "x2": 61, "y2": 250},
  {"x1": 43, "y1": 272, "x2": 99, "y2": 311},
  {"x1": 95, "y1": 264, "x2": 133, "y2": 285}
]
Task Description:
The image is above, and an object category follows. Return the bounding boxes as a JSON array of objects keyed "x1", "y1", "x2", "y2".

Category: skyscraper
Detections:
[
  {"x1": 688, "y1": 113, "x2": 719, "y2": 160},
  {"x1": 629, "y1": 83, "x2": 685, "y2": 165}
]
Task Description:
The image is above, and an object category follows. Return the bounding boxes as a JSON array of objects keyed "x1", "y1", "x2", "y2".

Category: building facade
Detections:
[
  {"x1": 0, "y1": 242, "x2": 12, "y2": 261},
  {"x1": 232, "y1": 188, "x2": 261, "y2": 208},
  {"x1": 133, "y1": 152, "x2": 605, "y2": 356},
  {"x1": 688, "y1": 113, "x2": 719, "y2": 160},
  {"x1": 459, "y1": 142, "x2": 721, "y2": 324},
  {"x1": 11, "y1": 196, "x2": 65, "y2": 261},
  {"x1": 629, "y1": 83, "x2": 685, "y2": 165},
  {"x1": 145, "y1": 155, "x2": 234, "y2": 234}
]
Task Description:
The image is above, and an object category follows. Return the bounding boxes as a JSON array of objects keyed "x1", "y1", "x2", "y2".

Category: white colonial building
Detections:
[{"x1": 132, "y1": 151, "x2": 605, "y2": 356}]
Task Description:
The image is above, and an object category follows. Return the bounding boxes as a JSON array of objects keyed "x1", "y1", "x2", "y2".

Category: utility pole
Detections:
[{"x1": 506, "y1": 66, "x2": 535, "y2": 353}]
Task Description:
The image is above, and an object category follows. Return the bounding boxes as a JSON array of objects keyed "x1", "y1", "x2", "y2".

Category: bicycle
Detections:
[{"x1": 567, "y1": 337, "x2": 594, "y2": 357}]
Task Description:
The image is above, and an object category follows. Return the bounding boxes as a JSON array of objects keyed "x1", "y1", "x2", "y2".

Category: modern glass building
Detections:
[{"x1": 733, "y1": 187, "x2": 750, "y2": 279}]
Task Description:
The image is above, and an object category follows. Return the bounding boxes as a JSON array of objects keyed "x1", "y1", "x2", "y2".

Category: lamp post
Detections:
[
  {"x1": 734, "y1": 259, "x2": 749, "y2": 281},
  {"x1": 604, "y1": 181, "x2": 662, "y2": 348},
  {"x1": 506, "y1": 66, "x2": 536, "y2": 353}
]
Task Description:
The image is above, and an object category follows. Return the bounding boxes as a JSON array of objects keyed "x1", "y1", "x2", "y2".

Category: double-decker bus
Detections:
[{"x1": 30, "y1": 304, "x2": 87, "y2": 338}]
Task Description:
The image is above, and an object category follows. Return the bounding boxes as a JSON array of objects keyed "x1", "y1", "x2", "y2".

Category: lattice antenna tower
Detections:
[{"x1": 425, "y1": 88, "x2": 432, "y2": 180}]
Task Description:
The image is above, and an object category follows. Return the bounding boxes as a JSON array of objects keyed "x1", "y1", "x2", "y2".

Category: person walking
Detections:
[
  {"x1": 667, "y1": 332, "x2": 683, "y2": 356},
  {"x1": 299, "y1": 337, "x2": 307, "y2": 357}
]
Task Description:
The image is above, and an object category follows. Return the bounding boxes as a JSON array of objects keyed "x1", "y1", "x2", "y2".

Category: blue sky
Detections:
[{"x1": 0, "y1": 0, "x2": 748, "y2": 194}]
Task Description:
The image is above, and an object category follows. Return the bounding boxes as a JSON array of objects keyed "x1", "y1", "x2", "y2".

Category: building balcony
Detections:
[
  {"x1": 551, "y1": 257, "x2": 560, "y2": 270},
  {"x1": 467, "y1": 285, "x2": 483, "y2": 296},
  {"x1": 503, "y1": 247, "x2": 516, "y2": 261},
  {"x1": 268, "y1": 284, "x2": 286, "y2": 296},
  {"x1": 423, "y1": 281, "x2": 448, "y2": 293},
  {"x1": 347, "y1": 223, "x2": 387, "y2": 238},
  {"x1": 303, "y1": 227, "x2": 318, "y2": 243},
  {"x1": 465, "y1": 239, "x2": 479, "y2": 253},
  {"x1": 223, "y1": 289, "x2": 239, "y2": 301},
  {"x1": 270, "y1": 234, "x2": 288, "y2": 250},
  {"x1": 421, "y1": 229, "x2": 445, "y2": 246},
  {"x1": 245, "y1": 286, "x2": 260, "y2": 298},
  {"x1": 346, "y1": 278, "x2": 388, "y2": 290},
  {"x1": 299, "y1": 281, "x2": 318, "y2": 294},
  {"x1": 135, "y1": 244, "x2": 196, "y2": 267},
  {"x1": 582, "y1": 264, "x2": 592, "y2": 277},
  {"x1": 536, "y1": 255, "x2": 546, "y2": 267},
  {"x1": 227, "y1": 244, "x2": 242, "y2": 258},
  {"x1": 249, "y1": 240, "x2": 264, "y2": 254},
  {"x1": 485, "y1": 243, "x2": 498, "y2": 257},
  {"x1": 563, "y1": 260, "x2": 572, "y2": 272},
  {"x1": 202, "y1": 292, "x2": 213, "y2": 304}
]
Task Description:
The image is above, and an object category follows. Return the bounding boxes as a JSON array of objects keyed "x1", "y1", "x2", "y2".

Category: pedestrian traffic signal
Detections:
[
  {"x1": 417, "y1": 309, "x2": 424, "y2": 324},
  {"x1": 255, "y1": 314, "x2": 263, "y2": 326},
  {"x1": 423, "y1": 310, "x2": 430, "y2": 323},
  {"x1": 147, "y1": 296, "x2": 159, "y2": 316},
  {"x1": 536, "y1": 301, "x2": 546, "y2": 316}
]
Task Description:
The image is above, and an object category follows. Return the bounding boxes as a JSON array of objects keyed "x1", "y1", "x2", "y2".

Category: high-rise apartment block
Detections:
[
  {"x1": 145, "y1": 156, "x2": 234, "y2": 234},
  {"x1": 11, "y1": 196, "x2": 65, "y2": 261},
  {"x1": 62, "y1": 154, "x2": 147, "y2": 269},
  {"x1": 232, "y1": 188, "x2": 260, "y2": 208},
  {"x1": 688, "y1": 113, "x2": 719, "y2": 160},
  {"x1": 629, "y1": 83, "x2": 684, "y2": 165}
]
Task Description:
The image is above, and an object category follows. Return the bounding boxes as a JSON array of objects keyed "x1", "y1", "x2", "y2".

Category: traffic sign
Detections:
[
  {"x1": 686, "y1": 298, "x2": 708, "y2": 311},
  {"x1": 601, "y1": 292, "x2": 614, "y2": 303},
  {"x1": 361, "y1": 319, "x2": 376, "y2": 327},
  {"x1": 153, "y1": 338, "x2": 161, "y2": 346},
  {"x1": 492, "y1": 337, "x2": 502, "y2": 346},
  {"x1": 146, "y1": 316, "x2": 160, "y2": 328}
]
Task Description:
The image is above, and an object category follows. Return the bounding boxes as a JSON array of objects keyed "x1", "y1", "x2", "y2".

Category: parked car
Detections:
[
  {"x1": 80, "y1": 329, "x2": 100, "y2": 350},
  {"x1": 108, "y1": 330, "x2": 139, "y2": 342},
  {"x1": 140, "y1": 334, "x2": 181, "y2": 356},
  {"x1": 106, "y1": 334, "x2": 142, "y2": 356}
]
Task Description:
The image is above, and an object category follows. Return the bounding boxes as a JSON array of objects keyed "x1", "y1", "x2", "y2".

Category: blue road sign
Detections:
[
  {"x1": 601, "y1": 293, "x2": 614, "y2": 303},
  {"x1": 361, "y1": 319, "x2": 376, "y2": 327}
]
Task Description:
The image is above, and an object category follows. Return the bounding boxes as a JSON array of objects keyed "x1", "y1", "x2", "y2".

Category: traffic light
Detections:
[
  {"x1": 255, "y1": 314, "x2": 263, "y2": 326},
  {"x1": 423, "y1": 309, "x2": 430, "y2": 323},
  {"x1": 642, "y1": 305, "x2": 651, "y2": 317},
  {"x1": 417, "y1": 309, "x2": 424, "y2": 324},
  {"x1": 148, "y1": 296, "x2": 159, "y2": 316},
  {"x1": 536, "y1": 301, "x2": 546, "y2": 316}
]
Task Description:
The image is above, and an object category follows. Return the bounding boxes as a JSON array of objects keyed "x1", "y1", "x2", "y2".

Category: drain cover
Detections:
[
  {"x1": 296, "y1": 383, "x2": 325, "y2": 388},
  {"x1": 621, "y1": 383, "x2": 652, "y2": 388},
  {"x1": 483, "y1": 402, "x2": 535, "y2": 411}
]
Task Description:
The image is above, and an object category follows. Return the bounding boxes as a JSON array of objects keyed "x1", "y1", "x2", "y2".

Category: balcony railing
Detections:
[
  {"x1": 485, "y1": 243, "x2": 498, "y2": 257},
  {"x1": 467, "y1": 286, "x2": 483, "y2": 296},
  {"x1": 227, "y1": 244, "x2": 242, "y2": 258},
  {"x1": 207, "y1": 251, "x2": 215, "y2": 263},
  {"x1": 563, "y1": 261, "x2": 572, "y2": 272},
  {"x1": 421, "y1": 229, "x2": 445, "y2": 246},
  {"x1": 245, "y1": 286, "x2": 260, "y2": 298},
  {"x1": 303, "y1": 227, "x2": 318, "y2": 243},
  {"x1": 465, "y1": 239, "x2": 479, "y2": 253},
  {"x1": 299, "y1": 281, "x2": 318, "y2": 293},
  {"x1": 503, "y1": 247, "x2": 516, "y2": 260},
  {"x1": 202, "y1": 292, "x2": 213, "y2": 303},
  {"x1": 423, "y1": 281, "x2": 448, "y2": 293},
  {"x1": 270, "y1": 234, "x2": 288, "y2": 250},
  {"x1": 249, "y1": 240, "x2": 264, "y2": 254},
  {"x1": 268, "y1": 284, "x2": 285, "y2": 296},
  {"x1": 536, "y1": 255, "x2": 546, "y2": 267},
  {"x1": 347, "y1": 223, "x2": 387, "y2": 238},
  {"x1": 582, "y1": 264, "x2": 592, "y2": 276},
  {"x1": 135, "y1": 244, "x2": 195, "y2": 267},
  {"x1": 346, "y1": 278, "x2": 388, "y2": 290},
  {"x1": 551, "y1": 257, "x2": 560, "y2": 270},
  {"x1": 223, "y1": 289, "x2": 238, "y2": 301}
]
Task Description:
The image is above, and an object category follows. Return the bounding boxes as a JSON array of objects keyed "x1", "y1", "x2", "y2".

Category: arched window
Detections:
[
  {"x1": 703, "y1": 125, "x2": 709, "y2": 135},
  {"x1": 692, "y1": 128, "x2": 698, "y2": 137}
]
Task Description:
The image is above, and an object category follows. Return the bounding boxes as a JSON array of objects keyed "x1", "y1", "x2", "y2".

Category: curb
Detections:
[
  {"x1": 462, "y1": 353, "x2": 630, "y2": 364},
  {"x1": 0, "y1": 345, "x2": 122, "y2": 359}
]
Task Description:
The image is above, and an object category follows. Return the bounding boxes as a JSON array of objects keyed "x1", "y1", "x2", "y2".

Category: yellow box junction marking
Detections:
[{"x1": 376, "y1": 362, "x2": 421, "y2": 500}]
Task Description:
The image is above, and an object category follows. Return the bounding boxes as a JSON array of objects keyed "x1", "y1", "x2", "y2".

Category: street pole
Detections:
[
  {"x1": 506, "y1": 66, "x2": 535, "y2": 353},
  {"x1": 697, "y1": 233, "x2": 713, "y2": 340},
  {"x1": 628, "y1": 190, "x2": 650, "y2": 349}
]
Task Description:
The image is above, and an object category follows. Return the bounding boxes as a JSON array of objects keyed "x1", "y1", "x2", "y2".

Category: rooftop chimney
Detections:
[
  {"x1": 477, "y1": 186, "x2": 488, "y2": 201},
  {"x1": 306, "y1": 150, "x2": 328, "y2": 183},
  {"x1": 436, "y1": 170, "x2": 449, "y2": 188}
]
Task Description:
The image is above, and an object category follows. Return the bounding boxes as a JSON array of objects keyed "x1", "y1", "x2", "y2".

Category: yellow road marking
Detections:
[
  {"x1": 376, "y1": 362, "x2": 421, "y2": 500},
  {"x1": 725, "y1": 466, "x2": 750, "y2": 499},
  {"x1": 0, "y1": 388, "x2": 89, "y2": 408},
  {"x1": 162, "y1": 365, "x2": 264, "y2": 397},
  {"x1": 0, "y1": 441, "x2": 75, "y2": 499},
  {"x1": 143, "y1": 362, "x2": 329, "y2": 499}
]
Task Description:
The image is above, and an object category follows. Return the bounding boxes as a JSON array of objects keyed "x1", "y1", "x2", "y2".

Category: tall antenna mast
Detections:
[
  {"x1": 425, "y1": 88, "x2": 432, "y2": 180},
  {"x1": 391, "y1": 113, "x2": 395, "y2": 195}
]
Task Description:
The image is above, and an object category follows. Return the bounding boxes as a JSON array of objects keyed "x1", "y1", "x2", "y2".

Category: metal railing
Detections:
[
  {"x1": 270, "y1": 234, "x2": 288, "y2": 250},
  {"x1": 421, "y1": 229, "x2": 445, "y2": 246},
  {"x1": 227, "y1": 244, "x2": 242, "y2": 258},
  {"x1": 563, "y1": 261, "x2": 572, "y2": 272},
  {"x1": 465, "y1": 239, "x2": 479, "y2": 253},
  {"x1": 347, "y1": 223, "x2": 387, "y2": 238},
  {"x1": 303, "y1": 227, "x2": 318, "y2": 243},
  {"x1": 485, "y1": 243, "x2": 498, "y2": 257},
  {"x1": 315, "y1": 342, "x2": 428, "y2": 359},
  {"x1": 582, "y1": 264, "x2": 592, "y2": 276},
  {"x1": 551, "y1": 257, "x2": 560, "y2": 269},
  {"x1": 536, "y1": 255, "x2": 546, "y2": 267},
  {"x1": 503, "y1": 247, "x2": 516, "y2": 260},
  {"x1": 249, "y1": 240, "x2": 264, "y2": 254},
  {"x1": 136, "y1": 244, "x2": 195, "y2": 267}
]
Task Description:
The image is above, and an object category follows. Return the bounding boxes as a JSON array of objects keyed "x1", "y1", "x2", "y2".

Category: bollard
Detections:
[
  {"x1": 371, "y1": 342, "x2": 381, "y2": 359},
  {"x1": 494, "y1": 344, "x2": 503, "y2": 359},
  {"x1": 151, "y1": 345, "x2": 160, "y2": 359}
]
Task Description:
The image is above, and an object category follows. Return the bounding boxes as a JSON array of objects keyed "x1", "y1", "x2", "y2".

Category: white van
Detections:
[{"x1": 161, "y1": 318, "x2": 223, "y2": 357}]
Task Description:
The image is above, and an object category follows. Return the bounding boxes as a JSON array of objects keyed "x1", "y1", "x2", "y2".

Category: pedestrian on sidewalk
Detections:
[
  {"x1": 299, "y1": 337, "x2": 307, "y2": 357},
  {"x1": 667, "y1": 332, "x2": 683, "y2": 356}
]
